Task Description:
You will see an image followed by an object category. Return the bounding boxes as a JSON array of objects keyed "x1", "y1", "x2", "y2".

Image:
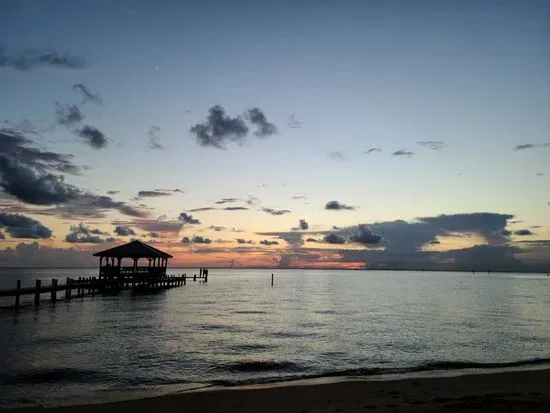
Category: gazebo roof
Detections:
[{"x1": 93, "y1": 240, "x2": 173, "y2": 259}]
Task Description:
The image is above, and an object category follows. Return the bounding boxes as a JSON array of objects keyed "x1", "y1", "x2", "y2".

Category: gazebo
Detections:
[{"x1": 93, "y1": 240, "x2": 173, "y2": 279}]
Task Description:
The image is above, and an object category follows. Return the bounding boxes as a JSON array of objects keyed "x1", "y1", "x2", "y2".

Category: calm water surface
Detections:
[{"x1": 1, "y1": 269, "x2": 549, "y2": 408}]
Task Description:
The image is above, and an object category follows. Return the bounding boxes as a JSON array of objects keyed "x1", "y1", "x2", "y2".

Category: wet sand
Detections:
[{"x1": 4, "y1": 368, "x2": 549, "y2": 412}]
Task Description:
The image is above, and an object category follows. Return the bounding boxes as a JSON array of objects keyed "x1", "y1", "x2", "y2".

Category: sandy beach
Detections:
[{"x1": 4, "y1": 369, "x2": 549, "y2": 413}]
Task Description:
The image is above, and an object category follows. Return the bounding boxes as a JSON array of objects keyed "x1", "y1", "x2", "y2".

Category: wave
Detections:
[
  {"x1": 212, "y1": 357, "x2": 550, "y2": 386},
  {"x1": 219, "y1": 360, "x2": 304, "y2": 374}
]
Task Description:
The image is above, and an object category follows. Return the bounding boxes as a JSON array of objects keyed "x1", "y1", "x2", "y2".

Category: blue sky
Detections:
[{"x1": 1, "y1": 0, "x2": 549, "y2": 269}]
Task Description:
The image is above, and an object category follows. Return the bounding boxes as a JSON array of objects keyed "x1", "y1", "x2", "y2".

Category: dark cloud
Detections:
[
  {"x1": 137, "y1": 190, "x2": 172, "y2": 198},
  {"x1": 190, "y1": 105, "x2": 249, "y2": 149},
  {"x1": 393, "y1": 150, "x2": 414, "y2": 157},
  {"x1": 179, "y1": 212, "x2": 200, "y2": 225},
  {"x1": 107, "y1": 190, "x2": 119, "y2": 195},
  {"x1": 224, "y1": 206, "x2": 248, "y2": 211},
  {"x1": 88, "y1": 196, "x2": 149, "y2": 218},
  {"x1": 215, "y1": 198, "x2": 239, "y2": 204},
  {"x1": 0, "y1": 44, "x2": 88, "y2": 71},
  {"x1": 147, "y1": 126, "x2": 164, "y2": 149},
  {"x1": 349, "y1": 224, "x2": 382, "y2": 245},
  {"x1": 148, "y1": 232, "x2": 160, "y2": 238},
  {"x1": 245, "y1": 108, "x2": 277, "y2": 137},
  {"x1": 236, "y1": 238, "x2": 254, "y2": 244},
  {"x1": 263, "y1": 208, "x2": 291, "y2": 216},
  {"x1": 417, "y1": 141, "x2": 445, "y2": 150},
  {"x1": 189, "y1": 207, "x2": 217, "y2": 212},
  {"x1": 0, "y1": 154, "x2": 82, "y2": 205},
  {"x1": 209, "y1": 225, "x2": 226, "y2": 232},
  {"x1": 305, "y1": 238, "x2": 319, "y2": 242},
  {"x1": 0, "y1": 212, "x2": 52, "y2": 238},
  {"x1": 192, "y1": 236, "x2": 212, "y2": 244},
  {"x1": 291, "y1": 195, "x2": 307, "y2": 200},
  {"x1": 364, "y1": 148, "x2": 382, "y2": 154},
  {"x1": 514, "y1": 143, "x2": 550, "y2": 151},
  {"x1": 329, "y1": 151, "x2": 345, "y2": 161},
  {"x1": 514, "y1": 229, "x2": 533, "y2": 236},
  {"x1": 260, "y1": 240, "x2": 279, "y2": 246},
  {"x1": 73, "y1": 83, "x2": 102, "y2": 105},
  {"x1": 288, "y1": 113, "x2": 302, "y2": 128},
  {"x1": 323, "y1": 233, "x2": 346, "y2": 244},
  {"x1": 0, "y1": 231, "x2": 4, "y2": 239},
  {"x1": 55, "y1": 103, "x2": 85, "y2": 127},
  {"x1": 0, "y1": 241, "x2": 98, "y2": 267},
  {"x1": 181, "y1": 236, "x2": 191, "y2": 244},
  {"x1": 299, "y1": 219, "x2": 309, "y2": 230},
  {"x1": 114, "y1": 225, "x2": 136, "y2": 236},
  {"x1": 75, "y1": 125, "x2": 108, "y2": 149},
  {"x1": 65, "y1": 223, "x2": 106, "y2": 243},
  {"x1": 325, "y1": 200, "x2": 355, "y2": 211},
  {"x1": 429, "y1": 239, "x2": 441, "y2": 244},
  {"x1": 0, "y1": 128, "x2": 80, "y2": 175}
]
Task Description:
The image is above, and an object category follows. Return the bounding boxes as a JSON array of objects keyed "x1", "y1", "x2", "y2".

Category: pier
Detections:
[{"x1": 0, "y1": 240, "x2": 208, "y2": 310}]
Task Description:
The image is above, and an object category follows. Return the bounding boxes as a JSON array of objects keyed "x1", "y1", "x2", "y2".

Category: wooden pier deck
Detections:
[{"x1": 0, "y1": 273, "x2": 207, "y2": 310}]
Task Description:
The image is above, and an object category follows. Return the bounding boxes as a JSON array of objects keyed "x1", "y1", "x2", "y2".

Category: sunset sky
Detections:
[{"x1": 1, "y1": 0, "x2": 549, "y2": 270}]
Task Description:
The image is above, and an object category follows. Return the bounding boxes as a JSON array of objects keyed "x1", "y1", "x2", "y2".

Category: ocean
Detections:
[{"x1": 0, "y1": 268, "x2": 549, "y2": 409}]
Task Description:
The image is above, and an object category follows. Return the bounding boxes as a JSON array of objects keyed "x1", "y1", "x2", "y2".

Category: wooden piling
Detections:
[
  {"x1": 15, "y1": 280, "x2": 21, "y2": 309},
  {"x1": 271, "y1": 273, "x2": 274, "y2": 287},
  {"x1": 65, "y1": 277, "x2": 70, "y2": 299},
  {"x1": 34, "y1": 279, "x2": 41, "y2": 307},
  {"x1": 51, "y1": 278, "x2": 57, "y2": 303}
]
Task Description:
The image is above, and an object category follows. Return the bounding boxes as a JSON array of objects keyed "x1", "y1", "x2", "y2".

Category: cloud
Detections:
[
  {"x1": 148, "y1": 232, "x2": 160, "y2": 238},
  {"x1": 75, "y1": 125, "x2": 108, "y2": 149},
  {"x1": 73, "y1": 83, "x2": 102, "y2": 105},
  {"x1": 288, "y1": 113, "x2": 302, "y2": 128},
  {"x1": 0, "y1": 44, "x2": 88, "y2": 71},
  {"x1": 236, "y1": 238, "x2": 254, "y2": 244},
  {"x1": 137, "y1": 190, "x2": 172, "y2": 198},
  {"x1": 55, "y1": 103, "x2": 85, "y2": 127},
  {"x1": 364, "y1": 148, "x2": 381, "y2": 154},
  {"x1": 417, "y1": 141, "x2": 445, "y2": 150},
  {"x1": 190, "y1": 105, "x2": 249, "y2": 149},
  {"x1": 0, "y1": 155, "x2": 82, "y2": 205},
  {"x1": 260, "y1": 240, "x2": 279, "y2": 245},
  {"x1": 87, "y1": 196, "x2": 149, "y2": 218},
  {"x1": 0, "y1": 242, "x2": 99, "y2": 267},
  {"x1": 181, "y1": 236, "x2": 191, "y2": 244},
  {"x1": 329, "y1": 151, "x2": 345, "y2": 161},
  {"x1": 245, "y1": 108, "x2": 277, "y2": 137},
  {"x1": 65, "y1": 223, "x2": 107, "y2": 243},
  {"x1": 291, "y1": 195, "x2": 307, "y2": 200},
  {"x1": 325, "y1": 200, "x2": 355, "y2": 211},
  {"x1": 147, "y1": 126, "x2": 164, "y2": 149},
  {"x1": 178, "y1": 212, "x2": 201, "y2": 225},
  {"x1": 114, "y1": 225, "x2": 136, "y2": 236},
  {"x1": 224, "y1": 206, "x2": 248, "y2": 211},
  {"x1": 305, "y1": 238, "x2": 319, "y2": 242},
  {"x1": 215, "y1": 198, "x2": 239, "y2": 204},
  {"x1": 393, "y1": 150, "x2": 414, "y2": 157},
  {"x1": 514, "y1": 229, "x2": 533, "y2": 236},
  {"x1": 209, "y1": 225, "x2": 226, "y2": 232},
  {"x1": 189, "y1": 207, "x2": 217, "y2": 212},
  {"x1": 323, "y1": 233, "x2": 346, "y2": 244},
  {"x1": 0, "y1": 212, "x2": 52, "y2": 238},
  {"x1": 514, "y1": 143, "x2": 550, "y2": 151},
  {"x1": 107, "y1": 190, "x2": 119, "y2": 195},
  {"x1": 299, "y1": 219, "x2": 309, "y2": 230},
  {"x1": 192, "y1": 236, "x2": 212, "y2": 244},
  {"x1": 263, "y1": 208, "x2": 291, "y2": 216},
  {"x1": 349, "y1": 224, "x2": 382, "y2": 245}
]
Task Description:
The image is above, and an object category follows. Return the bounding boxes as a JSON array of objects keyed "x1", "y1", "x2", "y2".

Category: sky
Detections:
[{"x1": 1, "y1": 0, "x2": 549, "y2": 270}]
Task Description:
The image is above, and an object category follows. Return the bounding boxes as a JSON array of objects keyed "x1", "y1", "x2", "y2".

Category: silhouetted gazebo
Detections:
[{"x1": 93, "y1": 240, "x2": 173, "y2": 279}]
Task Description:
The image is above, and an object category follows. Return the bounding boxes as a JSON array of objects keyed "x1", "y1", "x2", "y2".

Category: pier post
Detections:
[
  {"x1": 183, "y1": 275, "x2": 186, "y2": 285},
  {"x1": 15, "y1": 280, "x2": 21, "y2": 309},
  {"x1": 92, "y1": 277, "x2": 96, "y2": 296},
  {"x1": 193, "y1": 274, "x2": 196, "y2": 282},
  {"x1": 205, "y1": 272, "x2": 208, "y2": 283},
  {"x1": 65, "y1": 277, "x2": 70, "y2": 299},
  {"x1": 271, "y1": 273, "x2": 274, "y2": 287},
  {"x1": 78, "y1": 277, "x2": 82, "y2": 297},
  {"x1": 51, "y1": 278, "x2": 57, "y2": 303},
  {"x1": 34, "y1": 279, "x2": 41, "y2": 307}
]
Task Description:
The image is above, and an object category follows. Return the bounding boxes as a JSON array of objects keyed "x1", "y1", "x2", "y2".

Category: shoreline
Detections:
[{"x1": 3, "y1": 368, "x2": 549, "y2": 412}]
